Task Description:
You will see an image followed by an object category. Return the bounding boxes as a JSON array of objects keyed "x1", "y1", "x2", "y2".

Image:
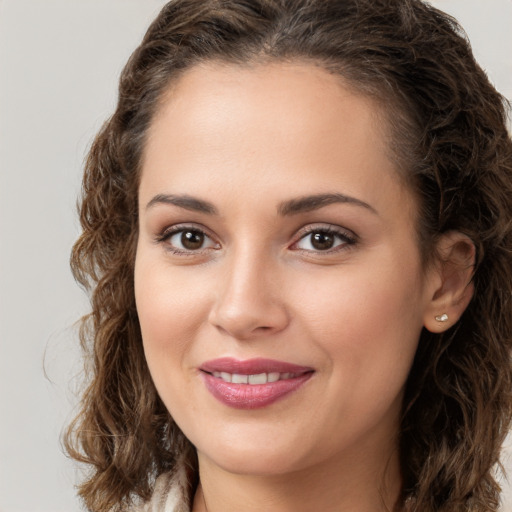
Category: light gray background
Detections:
[{"x1": 0, "y1": 1, "x2": 511, "y2": 511}]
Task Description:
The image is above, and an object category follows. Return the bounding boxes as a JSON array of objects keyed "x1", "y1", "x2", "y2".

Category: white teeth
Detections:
[
  {"x1": 267, "y1": 372, "x2": 280, "y2": 383},
  {"x1": 220, "y1": 372, "x2": 232, "y2": 383},
  {"x1": 211, "y1": 371, "x2": 299, "y2": 384},
  {"x1": 231, "y1": 374, "x2": 248, "y2": 384},
  {"x1": 248, "y1": 373, "x2": 267, "y2": 385}
]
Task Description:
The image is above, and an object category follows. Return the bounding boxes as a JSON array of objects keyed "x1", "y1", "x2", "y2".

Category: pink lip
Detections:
[{"x1": 199, "y1": 358, "x2": 314, "y2": 410}]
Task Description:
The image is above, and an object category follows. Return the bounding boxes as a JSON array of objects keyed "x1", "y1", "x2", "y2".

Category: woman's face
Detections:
[{"x1": 135, "y1": 62, "x2": 438, "y2": 477}]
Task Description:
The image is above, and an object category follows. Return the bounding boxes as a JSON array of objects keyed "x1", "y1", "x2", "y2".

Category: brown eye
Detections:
[
  {"x1": 165, "y1": 228, "x2": 217, "y2": 252},
  {"x1": 294, "y1": 228, "x2": 355, "y2": 253},
  {"x1": 181, "y1": 230, "x2": 204, "y2": 250},
  {"x1": 310, "y1": 232, "x2": 335, "y2": 250}
]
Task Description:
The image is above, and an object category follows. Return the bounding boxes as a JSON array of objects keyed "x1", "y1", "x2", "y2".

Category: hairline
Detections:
[{"x1": 137, "y1": 55, "x2": 432, "y2": 264}]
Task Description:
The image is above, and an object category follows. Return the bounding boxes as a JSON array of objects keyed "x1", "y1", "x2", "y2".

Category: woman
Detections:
[{"x1": 66, "y1": 0, "x2": 512, "y2": 511}]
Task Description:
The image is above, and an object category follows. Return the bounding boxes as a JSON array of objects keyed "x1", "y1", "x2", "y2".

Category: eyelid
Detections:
[
  {"x1": 290, "y1": 223, "x2": 358, "y2": 252},
  {"x1": 155, "y1": 223, "x2": 220, "y2": 254},
  {"x1": 154, "y1": 222, "x2": 356, "y2": 255}
]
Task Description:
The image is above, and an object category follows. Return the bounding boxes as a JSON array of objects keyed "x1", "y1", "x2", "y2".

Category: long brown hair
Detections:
[{"x1": 66, "y1": 1, "x2": 512, "y2": 510}]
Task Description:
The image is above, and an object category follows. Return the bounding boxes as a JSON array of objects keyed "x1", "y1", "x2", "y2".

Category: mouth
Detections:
[
  {"x1": 199, "y1": 358, "x2": 314, "y2": 409},
  {"x1": 207, "y1": 371, "x2": 306, "y2": 384}
]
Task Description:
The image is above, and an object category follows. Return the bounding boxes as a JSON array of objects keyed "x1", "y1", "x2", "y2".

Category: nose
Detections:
[{"x1": 208, "y1": 249, "x2": 290, "y2": 340}]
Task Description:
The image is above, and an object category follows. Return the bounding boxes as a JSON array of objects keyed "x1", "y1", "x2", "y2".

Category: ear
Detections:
[{"x1": 423, "y1": 231, "x2": 476, "y2": 333}]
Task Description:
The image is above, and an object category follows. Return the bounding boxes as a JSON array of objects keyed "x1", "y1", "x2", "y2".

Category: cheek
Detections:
[
  {"x1": 296, "y1": 259, "x2": 423, "y2": 332},
  {"x1": 134, "y1": 256, "x2": 215, "y2": 427},
  {"x1": 293, "y1": 259, "x2": 425, "y2": 388},
  {"x1": 134, "y1": 254, "x2": 210, "y2": 371}
]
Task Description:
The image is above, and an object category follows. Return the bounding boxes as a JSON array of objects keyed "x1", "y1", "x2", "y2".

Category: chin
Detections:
[
  {"x1": 205, "y1": 449, "x2": 305, "y2": 477},
  {"x1": 195, "y1": 433, "x2": 313, "y2": 477}
]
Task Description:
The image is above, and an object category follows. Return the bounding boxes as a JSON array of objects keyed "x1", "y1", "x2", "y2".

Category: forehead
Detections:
[
  {"x1": 141, "y1": 61, "x2": 414, "y2": 219},
  {"x1": 149, "y1": 61, "x2": 387, "y2": 151}
]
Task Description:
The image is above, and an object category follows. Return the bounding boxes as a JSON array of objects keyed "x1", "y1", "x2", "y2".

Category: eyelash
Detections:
[
  {"x1": 291, "y1": 225, "x2": 357, "y2": 254},
  {"x1": 155, "y1": 224, "x2": 218, "y2": 256},
  {"x1": 155, "y1": 224, "x2": 357, "y2": 256}
]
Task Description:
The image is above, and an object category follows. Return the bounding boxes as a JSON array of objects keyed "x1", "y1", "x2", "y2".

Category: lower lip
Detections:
[{"x1": 201, "y1": 372, "x2": 313, "y2": 409}]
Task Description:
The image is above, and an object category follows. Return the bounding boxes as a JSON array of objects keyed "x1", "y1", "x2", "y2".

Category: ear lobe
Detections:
[{"x1": 423, "y1": 231, "x2": 476, "y2": 333}]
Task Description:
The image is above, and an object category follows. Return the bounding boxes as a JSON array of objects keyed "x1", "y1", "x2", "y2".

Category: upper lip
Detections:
[{"x1": 199, "y1": 357, "x2": 314, "y2": 375}]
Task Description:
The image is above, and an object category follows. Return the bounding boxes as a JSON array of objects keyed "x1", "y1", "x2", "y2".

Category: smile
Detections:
[
  {"x1": 199, "y1": 358, "x2": 314, "y2": 409},
  {"x1": 210, "y1": 371, "x2": 302, "y2": 384}
]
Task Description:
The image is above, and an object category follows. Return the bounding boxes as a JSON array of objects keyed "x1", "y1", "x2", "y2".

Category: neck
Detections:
[{"x1": 192, "y1": 445, "x2": 402, "y2": 512}]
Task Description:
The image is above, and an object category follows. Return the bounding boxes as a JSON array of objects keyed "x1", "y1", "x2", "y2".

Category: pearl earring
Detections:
[{"x1": 435, "y1": 313, "x2": 449, "y2": 322}]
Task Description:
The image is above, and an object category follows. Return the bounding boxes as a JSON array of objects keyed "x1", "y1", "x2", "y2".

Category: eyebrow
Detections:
[
  {"x1": 145, "y1": 194, "x2": 218, "y2": 214},
  {"x1": 277, "y1": 193, "x2": 377, "y2": 216},
  {"x1": 145, "y1": 192, "x2": 377, "y2": 217}
]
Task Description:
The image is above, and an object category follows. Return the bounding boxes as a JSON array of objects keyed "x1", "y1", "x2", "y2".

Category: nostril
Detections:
[{"x1": 208, "y1": 285, "x2": 290, "y2": 339}]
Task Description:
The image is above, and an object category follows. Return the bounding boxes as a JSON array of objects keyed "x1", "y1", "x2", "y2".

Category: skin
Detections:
[{"x1": 135, "y1": 61, "x2": 473, "y2": 512}]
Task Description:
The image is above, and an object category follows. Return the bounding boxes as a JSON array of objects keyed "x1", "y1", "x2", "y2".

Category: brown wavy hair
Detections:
[{"x1": 66, "y1": 0, "x2": 512, "y2": 510}]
